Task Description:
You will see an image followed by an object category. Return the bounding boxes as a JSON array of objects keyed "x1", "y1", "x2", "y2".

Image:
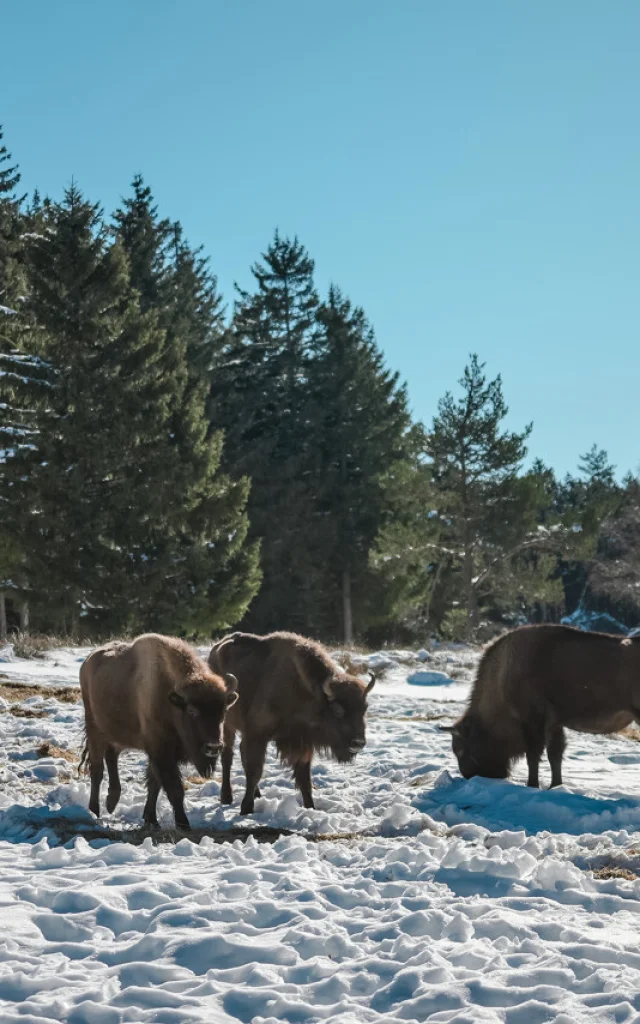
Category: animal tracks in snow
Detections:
[{"x1": 1, "y1": 646, "x2": 640, "y2": 1021}]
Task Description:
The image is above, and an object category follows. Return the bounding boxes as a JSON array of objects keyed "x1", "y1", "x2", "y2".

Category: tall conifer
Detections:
[{"x1": 212, "y1": 231, "x2": 320, "y2": 632}]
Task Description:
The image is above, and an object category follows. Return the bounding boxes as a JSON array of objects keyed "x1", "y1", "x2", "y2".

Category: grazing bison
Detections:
[
  {"x1": 443, "y1": 624, "x2": 640, "y2": 788},
  {"x1": 208, "y1": 631, "x2": 376, "y2": 814},
  {"x1": 79, "y1": 634, "x2": 238, "y2": 829}
]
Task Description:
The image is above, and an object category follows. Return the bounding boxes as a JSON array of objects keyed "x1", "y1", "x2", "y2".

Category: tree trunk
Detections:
[
  {"x1": 0, "y1": 593, "x2": 7, "y2": 643},
  {"x1": 423, "y1": 561, "x2": 443, "y2": 632},
  {"x1": 463, "y1": 541, "x2": 478, "y2": 632},
  {"x1": 20, "y1": 600, "x2": 29, "y2": 632},
  {"x1": 342, "y1": 569, "x2": 353, "y2": 646},
  {"x1": 70, "y1": 601, "x2": 79, "y2": 639}
]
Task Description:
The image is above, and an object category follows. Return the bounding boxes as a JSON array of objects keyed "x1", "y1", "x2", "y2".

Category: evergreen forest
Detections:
[{"x1": 1, "y1": 128, "x2": 638, "y2": 644}]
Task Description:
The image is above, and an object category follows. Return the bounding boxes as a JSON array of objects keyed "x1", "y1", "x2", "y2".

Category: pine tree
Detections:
[
  {"x1": 4, "y1": 184, "x2": 259, "y2": 636},
  {"x1": 588, "y1": 474, "x2": 640, "y2": 623},
  {"x1": 426, "y1": 355, "x2": 535, "y2": 632},
  {"x1": 112, "y1": 179, "x2": 256, "y2": 633},
  {"x1": 113, "y1": 174, "x2": 172, "y2": 312},
  {"x1": 369, "y1": 426, "x2": 442, "y2": 642},
  {"x1": 211, "y1": 231, "x2": 320, "y2": 632},
  {"x1": 0, "y1": 126, "x2": 31, "y2": 634},
  {"x1": 551, "y1": 446, "x2": 622, "y2": 614},
  {"x1": 308, "y1": 286, "x2": 412, "y2": 641}
]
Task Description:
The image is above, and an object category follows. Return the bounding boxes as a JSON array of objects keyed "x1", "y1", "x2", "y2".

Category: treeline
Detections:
[{"x1": 1, "y1": 127, "x2": 638, "y2": 643}]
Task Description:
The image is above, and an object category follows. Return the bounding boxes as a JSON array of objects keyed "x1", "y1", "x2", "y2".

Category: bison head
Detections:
[
  {"x1": 169, "y1": 673, "x2": 238, "y2": 778},
  {"x1": 318, "y1": 671, "x2": 376, "y2": 763},
  {"x1": 443, "y1": 713, "x2": 511, "y2": 780}
]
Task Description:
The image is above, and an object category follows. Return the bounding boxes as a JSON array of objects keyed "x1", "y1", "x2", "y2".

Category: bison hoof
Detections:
[
  {"x1": 89, "y1": 802, "x2": 99, "y2": 818},
  {"x1": 143, "y1": 817, "x2": 159, "y2": 828},
  {"x1": 254, "y1": 786, "x2": 261, "y2": 798},
  {"x1": 106, "y1": 789, "x2": 121, "y2": 813},
  {"x1": 220, "y1": 788, "x2": 233, "y2": 805},
  {"x1": 240, "y1": 798, "x2": 254, "y2": 816}
]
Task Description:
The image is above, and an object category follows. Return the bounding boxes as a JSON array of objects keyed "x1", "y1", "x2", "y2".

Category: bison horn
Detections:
[
  {"x1": 438, "y1": 723, "x2": 455, "y2": 732},
  {"x1": 224, "y1": 673, "x2": 238, "y2": 691},
  {"x1": 366, "y1": 671, "x2": 376, "y2": 693},
  {"x1": 322, "y1": 677, "x2": 335, "y2": 700}
]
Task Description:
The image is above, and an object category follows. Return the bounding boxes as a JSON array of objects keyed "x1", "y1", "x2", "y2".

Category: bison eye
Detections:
[
  {"x1": 331, "y1": 703, "x2": 345, "y2": 719},
  {"x1": 187, "y1": 705, "x2": 200, "y2": 719}
]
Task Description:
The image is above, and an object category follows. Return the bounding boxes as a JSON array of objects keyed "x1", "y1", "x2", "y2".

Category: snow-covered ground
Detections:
[{"x1": 2, "y1": 642, "x2": 640, "y2": 1022}]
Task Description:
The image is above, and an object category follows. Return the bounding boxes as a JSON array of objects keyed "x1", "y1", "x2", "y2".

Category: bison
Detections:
[
  {"x1": 208, "y1": 631, "x2": 376, "y2": 814},
  {"x1": 79, "y1": 633, "x2": 238, "y2": 829},
  {"x1": 443, "y1": 624, "x2": 640, "y2": 788}
]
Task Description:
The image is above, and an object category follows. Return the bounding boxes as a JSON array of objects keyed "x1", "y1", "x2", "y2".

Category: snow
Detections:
[
  {"x1": 1, "y1": 642, "x2": 640, "y2": 1021},
  {"x1": 561, "y1": 607, "x2": 632, "y2": 635},
  {"x1": 406, "y1": 669, "x2": 454, "y2": 687}
]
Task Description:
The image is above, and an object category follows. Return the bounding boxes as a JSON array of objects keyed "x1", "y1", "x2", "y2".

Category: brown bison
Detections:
[
  {"x1": 443, "y1": 624, "x2": 640, "y2": 788},
  {"x1": 208, "y1": 631, "x2": 376, "y2": 815},
  {"x1": 79, "y1": 634, "x2": 238, "y2": 829}
]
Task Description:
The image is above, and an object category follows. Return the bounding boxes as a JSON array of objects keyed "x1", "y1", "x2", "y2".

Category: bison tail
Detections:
[{"x1": 78, "y1": 743, "x2": 90, "y2": 777}]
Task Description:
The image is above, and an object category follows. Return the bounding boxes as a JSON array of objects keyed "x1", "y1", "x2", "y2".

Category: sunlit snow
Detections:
[{"x1": 1, "y1": 641, "x2": 640, "y2": 1022}]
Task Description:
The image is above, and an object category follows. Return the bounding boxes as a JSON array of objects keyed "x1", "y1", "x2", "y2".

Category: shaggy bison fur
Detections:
[
  {"x1": 208, "y1": 631, "x2": 376, "y2": 814},
  {"x1": 80, "y1": 633, "x2": 238, "y2": 829},
  {"x1": 444, "y1": 624, "x2": 640, "y2": 788}
]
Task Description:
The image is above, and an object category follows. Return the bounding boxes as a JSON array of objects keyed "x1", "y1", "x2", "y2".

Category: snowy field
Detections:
[{"x1": 2, "y1": 643, "x2": 640, "y2": 1022}]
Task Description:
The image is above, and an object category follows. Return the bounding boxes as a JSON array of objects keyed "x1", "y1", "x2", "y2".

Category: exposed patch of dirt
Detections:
[
  {"x1": 593, "y1": 866, "x2": 638, "y2": 881},
  {"x1": 36, "y1": 742, "x2": 79, "y2": 763},
  {"x1": 0, "y1": 680, "x2": 80, "y2": 706},
  {"x1": 9, "y1": 707, "x2": 48, "y2": 719},
  {"x1": 45, "y1": 820, "x2": 388, "y2": 847}
]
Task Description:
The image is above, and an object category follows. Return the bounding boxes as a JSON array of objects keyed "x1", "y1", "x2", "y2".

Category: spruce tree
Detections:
[
  {"x1": 113, "y1": 174, "x2": 172, "y2": 312},
  {"x1": 369, "y1": 428, "x2": 444, "y2": 641},
  {"x1": 211, "y1": 231, "x2": 320, "y2": 632},
  {"x1": 112, "y1": 178, "x2": 257, "y2": 633},
  {"x1": 426, "y1": 355, "x2": 534, "y2": 632},
  {"x1": 308, "y1": 286, "x2": 412, "y2": 641},
  {"x1": 5, "y1": 184, "x2": 259, "y2": 635},
  {"x1": 0, "y1": 127, "x2": 31, "y2": 632}
]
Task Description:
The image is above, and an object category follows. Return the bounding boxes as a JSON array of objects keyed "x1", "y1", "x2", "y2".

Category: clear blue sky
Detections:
[{"x1": 2, "y1": 1, "x2": 639, "y2": 477}]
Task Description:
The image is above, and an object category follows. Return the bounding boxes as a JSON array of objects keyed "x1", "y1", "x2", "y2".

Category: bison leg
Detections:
[
  {"x1": 159, "y1": 761, "x2": 190, "y2": 831},
  {"x1": 221, "y1": 723, "x2": 236, "y2": 805},
  {"x1": 105, "y1": 747, "x2": 121, "y2": 813},
  {"x1": 85, "y1": 734, "x2": 106, "y2": 818},
  {"x1": 240, "y1": 737, "x2": 267, "y2": 816},
  {"x1": 523, "y1": 723, "x2": 544, "y2": 788},
  {"x1": 546, "y1": 726, "x2": 566, "y2": 788},
  {"x1": 292, "y1": 759, "x2": 314, "y2": 809},
  {"x1": 143, "y1": 761, "x2": 161, "y2": 827},
  {"x1": 240, "y1": 738, "x2": 261, "y2": 800},
  {"x1": 88, "y1": 757, "x2": 104, "y2": 818}
]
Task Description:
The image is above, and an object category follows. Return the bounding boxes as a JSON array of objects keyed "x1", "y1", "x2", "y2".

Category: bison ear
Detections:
[
  {"x1": 224, "y1": 690, "x2": 239, "y2": 709},
  {"x1": 365, "y1": 671, "x2": 376, "y2": 693},
  {"x1": 224, "y1": 672, "x2": 238, "y2": 692},
  {"x1": 168, "y1": 691, "x2": 187, "y2": 709},
  {"x1": 322, "y1": 676, "x2": 335, "y2": 701}
]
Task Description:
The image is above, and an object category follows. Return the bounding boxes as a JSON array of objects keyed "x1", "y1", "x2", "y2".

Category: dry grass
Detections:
[
  {"x1": 593, "y1": 866, "x2": 638, "y2": 881},
  {"x1": 8, "y1": 633, "x2": 79, "y2": 660},
  {"x1": 36, "y1": 741, "x2": 79, "y2": 763},
  {"x1": 0, "y1": 679, "x2": 79, "y2": 705}
]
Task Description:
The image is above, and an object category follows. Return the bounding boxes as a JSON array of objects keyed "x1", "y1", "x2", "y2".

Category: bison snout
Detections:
[
  {"x1": 202, "y1": 742, "x2": 221, "y2": 758},
  {"x1": 350, "y1": 738, "x2": 366, "y2": 751}
]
